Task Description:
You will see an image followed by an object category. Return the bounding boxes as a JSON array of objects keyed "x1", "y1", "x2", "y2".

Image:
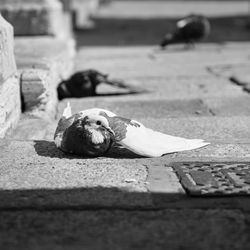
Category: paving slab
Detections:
[
  {"x1": 203, "y1": 94, "x2": 250, "y2": 116},
  {"x1": 139, "y1": 116, "x2": 250, "y2": 141},
  {"x1": 61, "y1": 98, "x2": 213, "y2": 118},
  {"x1": 60, "y1": 74, "x2": 244, "y2": 101},
  {"x1": 76, "y1": 44, "x2": 250, "y2": 76},
  {"x1": 0, "y1": 209, "x2": 249, "y2": 250},
  {"x1": 208, "y1": 62, "x2": 250, "y2": 94}
]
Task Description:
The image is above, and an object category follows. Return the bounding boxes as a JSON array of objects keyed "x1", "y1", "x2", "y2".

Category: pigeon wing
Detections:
[
  {"x1": 78, "y1": 108, "x2": 117, "y2": 118},
  {"x1": 105, "y1": 116, "x2": 209, "y2": 157},
  {"x1": 54, "y1": 115, "x2": 75, "y2": 148}
]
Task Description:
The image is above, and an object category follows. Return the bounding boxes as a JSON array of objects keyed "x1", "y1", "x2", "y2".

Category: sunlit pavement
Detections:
[{"x1": 1, "y1": 1, "x2": 250, "y2": 249}]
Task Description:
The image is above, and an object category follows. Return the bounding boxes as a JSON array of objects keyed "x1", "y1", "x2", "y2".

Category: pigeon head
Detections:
[
  {"x1": 160, "y1": 33, "x2": 174, "y2": 48},
  {"x1": 60, "y1": 114, "x2": 113, "y2": 157},
  {"x1": 83, "y1": 114, "x2": 115, "y2": 138}
]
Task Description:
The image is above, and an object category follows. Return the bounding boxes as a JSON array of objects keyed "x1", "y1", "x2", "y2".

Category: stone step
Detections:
[
  {"x1": 6, "y1": 35, "x2": 76, "y2": 139},
  {"x1": 15, "y1": 92, "x2": 250, "y2": 141},
  {"x1": 15, "y1": 36, "x2": 75, "y2": 119},
  {"x1": 0, "y1": 0, "x2": 71, "y2": 38}
]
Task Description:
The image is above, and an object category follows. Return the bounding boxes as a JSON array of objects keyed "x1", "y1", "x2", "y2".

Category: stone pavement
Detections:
[
  {"x1": 1, "y1": 1, "x2": 250, "y2": 249},
  {"x1": 1, "y1": 42, "x2": 250, "y2": 249}
]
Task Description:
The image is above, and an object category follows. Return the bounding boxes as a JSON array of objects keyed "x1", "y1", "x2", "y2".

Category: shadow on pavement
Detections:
[
  {"x1": 34, "y1": 140, "x2": 143, "y2": 159},
  {"x1": 76, "y1": 15, "x2": 250, "y2": 47}
]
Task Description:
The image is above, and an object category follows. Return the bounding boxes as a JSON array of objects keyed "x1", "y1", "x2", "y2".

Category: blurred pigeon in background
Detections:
[
  {"x1": 160, "y1": 14, "x2": 210, "y2": 48},
  {"x1": 54, "y1": 103, "x2": 209, "y2": 157},
  {"x1": 57, "y1": 69, "x2": 145, "y2": 100}
]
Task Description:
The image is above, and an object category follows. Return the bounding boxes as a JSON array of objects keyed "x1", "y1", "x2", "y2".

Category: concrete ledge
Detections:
[
  {"x1": 14, "y1": 36, "x2": 75, "y2": 119},
  {"x1": 0, "y1": 14, "x2": 16, "y2": 83}
]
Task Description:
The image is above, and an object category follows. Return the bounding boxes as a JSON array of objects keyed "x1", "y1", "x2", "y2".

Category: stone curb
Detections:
[{"x1": 14, "y1": 36, "x2": 75, "y2": 120}]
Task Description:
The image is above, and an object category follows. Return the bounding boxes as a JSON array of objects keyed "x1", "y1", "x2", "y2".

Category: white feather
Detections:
[
  {"x1": 119, "y1": 123, "x2": 209, "y2": 157},
  {"x1": 62, "y1": 102, "x2": 72, "y2": 118},
  {"x1": 177, "y1": 19, "x2": 189, "y2": 28},
  {"x1": 78, "y1": 108, "x2": 116, "y2": 118}
]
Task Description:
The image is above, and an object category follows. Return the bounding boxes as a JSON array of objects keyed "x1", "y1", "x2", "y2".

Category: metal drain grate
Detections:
[{"x1": 172, "y1": 162, "x2": 250, "y2": 196}]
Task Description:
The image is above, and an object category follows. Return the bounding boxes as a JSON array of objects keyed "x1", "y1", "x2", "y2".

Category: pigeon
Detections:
[
  {"x1": 54, "y1": 103, "x2": 116, "y2": 157},
  {"x1": 160, "y1": 14, "x2": 210, "y2": 48},
  {"x1": 57, "y1": 69, "x2": 145, "y2": 100},
  {"x1": 54, "y1": 103, "x2": 210, "y2": 157}
]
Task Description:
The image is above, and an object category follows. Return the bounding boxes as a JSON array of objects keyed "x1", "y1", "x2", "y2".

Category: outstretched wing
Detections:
[{"x1": 104, "y1": 116, "x2": 209, "y2": 157}]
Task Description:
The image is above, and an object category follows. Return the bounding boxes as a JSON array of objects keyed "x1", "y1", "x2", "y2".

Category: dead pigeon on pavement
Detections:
[
  {"x1": 57, "y1": 69, "x2": 145, "y2": 100},
  {"x1": 54, "y1": 103, "x2": 115, "y2": 157},
  {"x1": 54, "y1": 103, "x2": 210, "y2": 157},
  {"x1": 160, "y1": 14, "x2": 210, "y2": 48}
]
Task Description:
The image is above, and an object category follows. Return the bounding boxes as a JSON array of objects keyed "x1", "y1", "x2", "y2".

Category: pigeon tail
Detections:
[{"x1": 62, "y1": 102, "x2": 72, "y2": 119}]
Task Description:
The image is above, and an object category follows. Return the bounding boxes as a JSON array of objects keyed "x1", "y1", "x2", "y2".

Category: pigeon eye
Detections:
[{"x1": 96, "y1": 121, "x2": 102, "y2": 125}]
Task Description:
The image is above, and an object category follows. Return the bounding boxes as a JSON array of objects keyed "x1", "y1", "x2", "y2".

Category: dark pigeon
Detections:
[
  {"x1": 160, "y1": 15, "x2": 210, "y2": 48},
  {"x1": 57, "y1": 69, "x2": 146, "y2": 100},
  {"x1": 57, "y1": 70, "x2": 108, "y2": 100}
]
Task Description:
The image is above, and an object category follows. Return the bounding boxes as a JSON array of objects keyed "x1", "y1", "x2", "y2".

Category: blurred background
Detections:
[{"x1": 72, "y1": 0, "x2": 250, "y2": 46}]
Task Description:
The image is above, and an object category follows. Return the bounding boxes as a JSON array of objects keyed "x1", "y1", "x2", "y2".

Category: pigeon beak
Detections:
[{"x1": 104, "y1": 126, "x2": 115, "y2": 136}]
